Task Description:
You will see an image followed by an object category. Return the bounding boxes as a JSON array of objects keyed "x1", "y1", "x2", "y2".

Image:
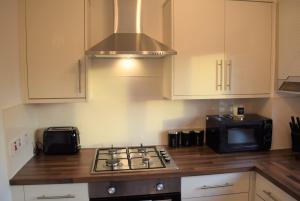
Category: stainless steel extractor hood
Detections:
[
  {"x1": 278, "y1": 77, "x2": 300, "y2": 94},
  {"x1": 86, "y1": 0, "x2": 177, "y2": 58}
]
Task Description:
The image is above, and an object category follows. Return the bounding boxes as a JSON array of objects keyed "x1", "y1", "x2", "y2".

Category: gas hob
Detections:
[{"x1": 91, "y1": 145, "x2": 177, "y2": 174}]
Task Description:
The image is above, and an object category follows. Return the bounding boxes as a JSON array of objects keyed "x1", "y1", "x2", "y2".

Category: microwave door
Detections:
[{"x1": 224, "y1": 126, "x2": 261, "y2": 152}]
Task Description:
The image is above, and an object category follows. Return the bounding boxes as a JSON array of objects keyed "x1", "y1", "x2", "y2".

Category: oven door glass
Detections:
[
  {"x1": 225, "y1": 125, "x2": 261, "y2": 151},
  {"x1": 90, "y1": 193, "x2": 181, "y2": 201}
]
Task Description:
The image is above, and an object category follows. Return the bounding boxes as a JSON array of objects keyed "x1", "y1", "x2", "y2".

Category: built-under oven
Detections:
[
  {"x1": 90, "y1": 192, "x2": 181, "y2": 201},
  {"x1": 89, "y1": 178, "x2": 181, "y2": 201}
]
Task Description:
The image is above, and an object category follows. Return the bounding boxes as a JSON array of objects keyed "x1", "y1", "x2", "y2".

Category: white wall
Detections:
[
  {"x1": 259, "y1": 95, "x2": 300, "y2": 149},
  {"x1": 2, "y1": 105, "x2": 38, "y2": 178},
  {"x1": 0, "y1": 115, "x2": 10, "y2": 201},
  {"x1": 0, "y1": 0, "x2": 38, "y2": 200},
  {"x1": 35, "y1": 73, "x2": 268, "y2": 147},
  {"x1": 0, "y1": 0, "x2": 22, "y2": 200}
]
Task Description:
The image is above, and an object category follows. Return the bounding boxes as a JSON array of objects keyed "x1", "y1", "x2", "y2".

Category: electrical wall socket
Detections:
[
  {"x1": 21, "y1": 133, "x2": 29, "y2": 146},
  {"x1": 10, "y1": 133, "x2": 29, "y2": 156},
  {"x1": 10, "y1": 138, "x2": 21, "y2": 156}
]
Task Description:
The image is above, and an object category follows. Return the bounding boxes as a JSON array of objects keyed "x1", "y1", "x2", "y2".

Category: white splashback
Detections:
[
  {"x1": 34, "y1": 59, "x2": 267, "y2": 147},
  {"x1": 2, "y1": 105, "x2": 38, "y2": 178}
]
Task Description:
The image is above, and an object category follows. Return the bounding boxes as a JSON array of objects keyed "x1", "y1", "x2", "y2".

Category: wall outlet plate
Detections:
[{"x1": 9, "y1": 134, "x2": 26, "y2": 156}]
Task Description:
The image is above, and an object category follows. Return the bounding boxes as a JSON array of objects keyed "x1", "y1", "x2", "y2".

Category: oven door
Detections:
[
  {"x1": 90, "y1": 192, "x2": 181, "y2": 201},
  {"x1": 221, "y1": 124, "x2": 263, "y2": 152}
]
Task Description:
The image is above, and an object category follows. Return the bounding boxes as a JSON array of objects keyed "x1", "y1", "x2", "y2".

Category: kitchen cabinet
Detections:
[
  {"x1": 162, "y1": 0, "x2": 273, "y2": 99},
  {"x1": 224, "y1": 0, "x2": 272, "y2": 95},
  {"x1": 181, "y1": 172, "x2": 250, "y2": 201},
  {"x1": 255, "y1": 173, "x2": 296, "y2": 201},
  {"x1": 277, "y1": 0, "x2": 300, "y2": 92},
  {"x1": 163, "y1": 0, "x2": 225, "y2": 98},
  {"x1": 24, "y1": 0, "x2": 86, "y2": 103},
  {"x1": 255, "y1": 195, "x2": 265, "y2": 201},
  {"x1": 11, "y1": 186, "x2": 25, "y2": 201},
  {"x1": 12, "y1": 183, "x2": 89, "y2": 201}
]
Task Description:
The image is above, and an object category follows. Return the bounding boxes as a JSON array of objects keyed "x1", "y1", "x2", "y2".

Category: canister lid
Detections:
[
  {"x1": 168, "y1": 130, "x2": 180, "y2": 135},
  {"x1": 182, "y1": 130, "x2": 192, "y2": 134}
]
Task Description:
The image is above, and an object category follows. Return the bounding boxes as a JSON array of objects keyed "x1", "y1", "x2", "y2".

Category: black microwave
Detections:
[
  {"x1": 43, "y1": 127, "x2": 81, "y2": 154},
  {"x1": 206, "y1": 114, "x2": 272, "y2": 153}
]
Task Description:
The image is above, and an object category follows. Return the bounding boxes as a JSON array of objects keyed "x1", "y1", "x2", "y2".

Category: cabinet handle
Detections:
[
  {"x1": 200, "y1": 182, "x2": 233, "y2": 190},
  {"x1": 226, "y1": 60, "x2": 232, "y2": 90},
  {"x1": 216, "y1": 60, "x2": 223, "y2": 90},
  {"x1": 263, "y1": 190, "x2": 279, "y2": 201},
  {"x1": 36, "y1": 194, "x2": 75, "y2": 199},
  {"x1": 78, "y1": 59, "x2": 82, "y2": 94}
]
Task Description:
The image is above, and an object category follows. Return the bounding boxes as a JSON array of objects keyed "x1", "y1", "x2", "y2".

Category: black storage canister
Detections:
[
  {"x1": 168, "y1": 130, "x2": 181, "y2": 148},
  {"x1": 192, "y1": 130, "x2": 204, "y2": 146},
  {"x1": 181, "y1": 130, "x2": 192, "y2": 147}
]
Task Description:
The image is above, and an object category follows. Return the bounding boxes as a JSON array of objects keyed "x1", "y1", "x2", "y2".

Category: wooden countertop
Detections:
[{"x1": 10, "y1": 146, "x2": 300, "y2": 200}]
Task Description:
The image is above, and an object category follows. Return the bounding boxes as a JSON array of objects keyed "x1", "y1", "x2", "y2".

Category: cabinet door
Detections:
[
  {"x1": 224, "y1": 0, "x2": 272, "y2": 95},
  {"x1": 256, "y1": 174, "x2": 296, "y2": 201},
  {"x1": 11, "y1": 186, "x2": 25, "y2": 201},
  {"x1": 182, "y1": 172, "x2": 250, "y2": 199},
  {"x1": 278, "y1": 0, "x2": 300, "y2": 80},
  {"x1": 182, "y1": 193, "x2": 249, "y2": 201},
  {"x1": 24, "y1": 183, "x2": 88, "y2": 201},
  {"x1": 173, "y1": 0, "x2": 225, "y2": 96},
  {"x1": 26, "y1": 0, "x2": 86, "y2": 99},
  {"x1": 255, "y1": 195, "x2": 265, "y2": 201}
]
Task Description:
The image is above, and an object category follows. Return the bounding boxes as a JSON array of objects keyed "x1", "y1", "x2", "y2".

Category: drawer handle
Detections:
[
  {"x1": 36, "y1": 194, "x2": 75, "y2": 199},
  {"x1": 200, "y1": 182, "x2": 233, "y2": 190},
  {"x1": 263, "y1": 190, "x2": 279, "y2": 201}
]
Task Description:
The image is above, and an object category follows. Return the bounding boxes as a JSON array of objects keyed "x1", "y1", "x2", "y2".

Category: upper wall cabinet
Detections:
[
  {"x1": 163, "y1": 0, "x2": 273, "y2": 100},
  {"x1": 24, "y1": 0, "x2": 86, "y2": 103},
  {"x1": 277, "y1": 0, "x2": 300, "y2": 92}
]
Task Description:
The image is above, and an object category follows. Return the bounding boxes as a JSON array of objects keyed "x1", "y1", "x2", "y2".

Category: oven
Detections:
[
  {"x1": 89, "y1": 178, "x2": 181, "y2": 201},
  {"x1": 90, "y1": 193, "x2": 181, "y2": 201}
]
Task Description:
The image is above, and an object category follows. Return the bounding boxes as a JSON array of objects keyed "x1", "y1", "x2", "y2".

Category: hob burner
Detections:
[
  {"x1": 137, "y1": 144, "x2": 147, "y2": 153},
  {"x1": 91, "y1": 145, "x2": 178, "y2": 173},
  {"x1": 106, "y1": 158, "x2": 120, "y2": 167}
]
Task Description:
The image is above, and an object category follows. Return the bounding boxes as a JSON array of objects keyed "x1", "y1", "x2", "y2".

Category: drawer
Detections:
[
  {"x1": 255, "y1": 174, "x2": 296, "y2": 201},
  {"x1": 182, "y1": 193, "x2": 248, "y2": 201},
  {"x1": 181, "y1": 172, "x2": 250, "y2": 198},
  {"x1": 24, "y1": 183, "x2": 88, "y2": 201}
]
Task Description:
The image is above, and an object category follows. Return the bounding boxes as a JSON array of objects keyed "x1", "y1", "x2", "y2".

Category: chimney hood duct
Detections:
[{"x1": 86, "y1": 0, "x2": 177, "y2": 58}]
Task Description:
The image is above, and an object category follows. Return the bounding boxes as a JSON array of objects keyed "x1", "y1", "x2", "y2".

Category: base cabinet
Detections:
[
  {"x1": 182, "y1": 193, "x2": 249, "y2": 201},
  {"x1": 11, "y1": 183, "x2": 89, "y2": 201},
  {"x1": 255, "y1": 174, "x2": 296, "y2": 201},
  {"x1": 181, "y1": 172, "x2": 250, "y2": 201},
  {"x1": 255, "y1": 195, "x2": 265, "y2": 201}
]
